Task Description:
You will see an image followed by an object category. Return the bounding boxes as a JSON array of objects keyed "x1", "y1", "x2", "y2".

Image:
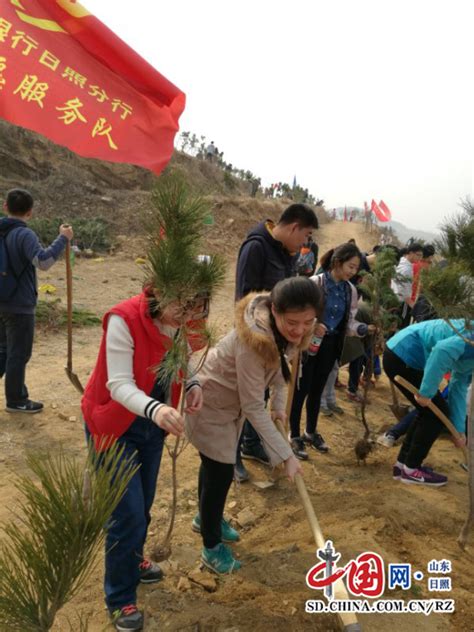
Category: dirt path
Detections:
[{"x1": 0, "y1": 219, "x2": 471, "y2": 632}]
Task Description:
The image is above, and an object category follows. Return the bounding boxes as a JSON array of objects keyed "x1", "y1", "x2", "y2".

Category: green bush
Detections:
[
  {"x1": 29, "y1": 217, "x2": 112, "y2": 252},
  {"x1": 36, "y1": 299, "x2": 101, "y2": 331}
]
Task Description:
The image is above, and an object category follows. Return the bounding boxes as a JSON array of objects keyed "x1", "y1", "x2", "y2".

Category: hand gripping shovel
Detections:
[
  {"x1": 273, "y1": 355, "x2": 362, "y2": 632},
  {"x1": 394, "y1": 375, "x2": 468, "y2": 470},
  {"x1": 64, "y1": 239, "x2": 84, "y2": 394}
]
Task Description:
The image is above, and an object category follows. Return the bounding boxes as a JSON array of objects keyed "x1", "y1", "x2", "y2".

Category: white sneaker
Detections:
[{"x1": 376, "y1": 433, "x2": 396, "y2": 448}]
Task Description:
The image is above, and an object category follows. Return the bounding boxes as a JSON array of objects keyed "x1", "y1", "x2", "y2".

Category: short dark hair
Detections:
[
  {"x1": 278, "y1": 204, "x2": 319, "y2": 229},
  {"x1": 406, "y1": 241, "x2": 423, "y2": 254},
  {"x1": 422, "y1": 244, "x2": 435, "y2": 258},
  {"x1": 6, "y1": 188, "x2": 34, "y2": 216}
]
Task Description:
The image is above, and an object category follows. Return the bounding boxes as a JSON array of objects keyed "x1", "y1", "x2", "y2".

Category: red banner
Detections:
[
  {"x1": 378, "y1": 200, "x2": 392, "y2": 222},
  {"x1": 0, "y1": 1, "x2": 185, "y2": 174},
  {"x1": 371, "y1": 199, "x2": 390, "y2": 223}
]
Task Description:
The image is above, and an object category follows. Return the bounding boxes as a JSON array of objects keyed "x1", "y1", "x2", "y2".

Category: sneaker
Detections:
[
  {"x1": 192, "y1": 515, "x2": 240, "y2": 542},
  {"x1": 377, "y1": 433, "x2": 396, "y2": 448},
  {"x1": 320, "y1": 406, "x2": 334, "y2": 417},
  {"x1": 401, "y1": 467, "x2": 448, "y2": 487},
  {"x1": 241, "y1": 442, "x2": 270, "y2": 465},
  {"x1": 5, "y1": 400, "x2": 43, "y2": 414},
  {"x1": 110, "y1": 605, "x2": 143, "y2": 632},
  {"x1": 138, "y1": 559, "x2": 164, "y2": 583},
  {"x1": 201, "y1": 542, "x2": 241, "y2": 574},
  {"x1": 328, "y1": 403, "x2": 344, "y2": 415},
  {"x1": 234, "y1": 462, "x2": 249, "y2": 483},
  {"x1": 303, "y1": 432, "x2": 329, "y2": 453},
  {"x1": 393, "y1": 464, "x2": 435, "y2": 480},
  {"x1": 290, "y1": 437, "x2": 309, "y2": 461}
]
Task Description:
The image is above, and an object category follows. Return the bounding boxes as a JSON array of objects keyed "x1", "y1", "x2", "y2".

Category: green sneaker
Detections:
[
  {"x1": 201, "y1": 543, "x2": 241, "y2": 574},
  {"x1": 192, "y1": 514, "x2": 240, "y2": 542}
]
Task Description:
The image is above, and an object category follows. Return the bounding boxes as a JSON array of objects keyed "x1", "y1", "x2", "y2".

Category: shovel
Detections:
[
  {"x1": 389, "y1": 379, "x2": 410, "y2": 421},
  {"x1": 271, "y1": 356, "x2": 362, "y2": 632},
  {"x1": 64, "y1": 239, "x2": 84, "y2": 394},
  {"x1": 394, "y1": 375, "x2": 468, "y2": 469}
]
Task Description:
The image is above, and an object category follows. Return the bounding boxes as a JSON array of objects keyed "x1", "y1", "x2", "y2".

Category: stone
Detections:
[
  {"x1": 68, "y1": 416, "x2": 77, "y2": 423},
  {"x1": 177, "y1": 576, "x2": 192, "y2": 592},
  {"x1": 228, "y1": 501, "x2": 237, "y2": 509},
  {"x1": 236, "y1": 508, "x2": 256, "y2": 528},
  {"x1": 188, "y1": 569, "x2": 217, "y2": 592}
]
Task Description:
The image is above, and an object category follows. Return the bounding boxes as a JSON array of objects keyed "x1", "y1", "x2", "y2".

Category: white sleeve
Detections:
[{"x1": 106, "y1": 314, "x2": 165, "y2": 421}]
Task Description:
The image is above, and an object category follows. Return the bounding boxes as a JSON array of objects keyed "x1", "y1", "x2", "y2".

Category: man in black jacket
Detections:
[{"x1": 235, "y1": 203, "x2": 319, "y2": 481}]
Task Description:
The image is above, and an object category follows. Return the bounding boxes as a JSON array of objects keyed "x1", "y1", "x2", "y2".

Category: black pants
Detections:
[
  {"x1": 0, "y1": 312, "x2": 35, "y2": 406},
  {"x1": 198, "y1": 453, "x2": 234, "y2": 549},
  {"x1": 290, "y1": 335, "x2": 339, "y2": 438},
  {"x1": 383, "y1": 348, "x2": 448, "y2": 468}
]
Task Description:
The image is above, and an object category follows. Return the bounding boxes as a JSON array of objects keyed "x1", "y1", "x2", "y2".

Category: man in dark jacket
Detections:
[
  {"x1": 235, "y1": 203, "x2": 319, "y2": 480},
  {"x1": 0, "y1": 188, "x2": 73, "y2": 413}
]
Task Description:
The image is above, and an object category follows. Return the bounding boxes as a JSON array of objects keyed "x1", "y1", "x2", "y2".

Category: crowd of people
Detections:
[{"x1": 0, "y1": 189, "x2": 471, "y2": 632}]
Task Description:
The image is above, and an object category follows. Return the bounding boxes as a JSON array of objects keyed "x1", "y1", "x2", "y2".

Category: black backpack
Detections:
[{"x1": 0, "y1": 225, "x2": 27, "y2": 301}]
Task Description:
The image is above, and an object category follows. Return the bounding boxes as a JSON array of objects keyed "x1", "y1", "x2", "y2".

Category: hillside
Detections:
[{"x1": 0, "y1": 121, "x2": 471, "y2": 632}]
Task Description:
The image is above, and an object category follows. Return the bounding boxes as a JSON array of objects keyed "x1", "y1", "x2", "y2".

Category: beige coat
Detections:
[{"x1": 186, "y1": 294, "x2": 311, "y2": 466}]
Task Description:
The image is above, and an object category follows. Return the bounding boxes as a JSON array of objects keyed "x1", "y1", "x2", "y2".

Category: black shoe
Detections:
[
  {"x1": 234, "y1": 462, "x2": 250, "y2": 483},
  {"x1": 110, "y1": 605, "x2": 143, "y2": 632},
  {"x1": 303, "y1": 432, "x2": 329, "y2": 453},
  {"x1": 290, "y1": 437, "x2": 309, "y2": 461},
  {"x1": 5, "y1": 400, "x2": 43, "y2": 414},
  {"x1": 241, "y1": 442, "x2": 270, "y2": 465},
  {"x1": 138, "y1": 559, "x2": 164, "y2": 583}
]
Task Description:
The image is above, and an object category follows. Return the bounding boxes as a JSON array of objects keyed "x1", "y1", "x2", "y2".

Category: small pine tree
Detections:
[
  {"x1": 0, "y1": 444, "x2": 137, "y2": 631},
  {"x1": 144, "y1": 174, "x2": 226, "y2": 559},
  {"x1": 357, "y1": 248, "x2": 400, "y2": 445}
]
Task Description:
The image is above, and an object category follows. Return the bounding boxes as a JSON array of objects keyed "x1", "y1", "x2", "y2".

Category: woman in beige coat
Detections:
[{"x1": 186, "y1": 277, "x2": 323, "y2": 574}]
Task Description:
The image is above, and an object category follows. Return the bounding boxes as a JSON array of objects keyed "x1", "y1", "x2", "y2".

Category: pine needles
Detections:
[
  {"x1": 145, "y1": 174, "x2": 226, "y2": 310},
  {"x1": 0, "y1": 444, "x2": 137, "y2": 631}
]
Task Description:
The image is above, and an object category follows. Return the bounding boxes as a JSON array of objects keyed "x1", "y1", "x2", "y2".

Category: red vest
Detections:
[{"x1": 81, "y1": 293, "x2": 182, "y2": 450}]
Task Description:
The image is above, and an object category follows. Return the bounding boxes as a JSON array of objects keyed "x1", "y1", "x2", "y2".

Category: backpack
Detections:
[
  {"x1": 0, "y1": 225, "x2": 26, "y2": 301},
  {"x1": 296, "y1": 249, "x2": 315, "y2": 276}
]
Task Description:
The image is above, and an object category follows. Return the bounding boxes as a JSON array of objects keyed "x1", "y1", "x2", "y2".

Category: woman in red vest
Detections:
[{"x1": 81, "y1": 288, "x2": 205, "y2": 632}]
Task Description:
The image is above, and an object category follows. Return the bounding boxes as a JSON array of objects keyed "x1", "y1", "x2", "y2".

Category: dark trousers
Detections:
[
  {"x1": 348, "y1": 355, "x2": 364, "y2": 393},
  {"x1": 290, "y1": 335, "x2": 339, "y2": 438},
  {"x1": 94, "y1": 418, "x2": 165, "y2": 611},
  {"x1": 198, "y1": 452, "x2": 234, "y2": 549},
  {"x1": 383, "y1": 348, "x2": 448, "y2": 468},
  {"x1": 0, "y1": 312, "x2": 34, "y2": 405}
]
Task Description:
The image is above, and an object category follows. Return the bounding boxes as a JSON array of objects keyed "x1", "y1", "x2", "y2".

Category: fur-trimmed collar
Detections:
[{"x1": 235, "y1": 293, "x2": 312, "y2": 368}]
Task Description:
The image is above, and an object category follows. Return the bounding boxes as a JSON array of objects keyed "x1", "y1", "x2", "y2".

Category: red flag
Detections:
[
  {"x1": 371, "y1": 199, "x2": 390, "y2": 223},
  {"x1": 0, "y1": 1, "x2": 185, "y2": 174},
  {"x1": 378, "y1": 200, "x2": 392, "y2": 221}
]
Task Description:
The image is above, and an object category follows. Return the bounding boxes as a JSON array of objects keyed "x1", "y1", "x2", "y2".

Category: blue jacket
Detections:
[
  {"x1": 0, "y1": 217, "x2": 67, "y2": 314},
  {"x1": 235, "y1": 221, "x2": 297, "y2": 300},
  {"x1": 387, "y1": 319, "x2": 474, "y2": 432}
]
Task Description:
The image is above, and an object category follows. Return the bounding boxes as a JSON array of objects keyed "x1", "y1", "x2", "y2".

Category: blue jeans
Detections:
[
  {"x1": 95, "y1": 418, "x2": 165, "y2": 611},
  {"x1": 0, "y1": 312, "x2": 34, "y2": 405},
  {"x1": 388, "y1": 408, "x2": 418, "y2": 439}
]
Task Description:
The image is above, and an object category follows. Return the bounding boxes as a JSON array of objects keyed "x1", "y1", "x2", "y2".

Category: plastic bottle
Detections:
[{"x1": 307, "y1": 335, "x2": 323, "y2": 356}]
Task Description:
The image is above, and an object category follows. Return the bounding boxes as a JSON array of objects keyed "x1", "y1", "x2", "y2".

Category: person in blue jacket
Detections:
[
  {"x1": 383, "y1": 319, "x2": 473, "y2": 487},
  {"x1": 0, "y1": 189, "x2": 73, "y2": 413}
]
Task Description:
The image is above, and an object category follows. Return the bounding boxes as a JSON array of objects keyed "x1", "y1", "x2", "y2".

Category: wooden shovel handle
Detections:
[
  {"x1": 394, "y1": 375, "x2": 468, "y2": 464},
  {"x1": 65, "y1": 240, "x2": 73, "y2": 372}
]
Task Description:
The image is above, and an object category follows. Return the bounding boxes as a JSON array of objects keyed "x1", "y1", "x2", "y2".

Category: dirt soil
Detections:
[{"x1": 0, "y1": 219, "x2": 472, "y2": 632}]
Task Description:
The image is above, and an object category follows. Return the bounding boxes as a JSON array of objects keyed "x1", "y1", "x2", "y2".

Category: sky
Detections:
[{"x1": 84, "y1": 0, "x2": 472, "y2": 232}]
